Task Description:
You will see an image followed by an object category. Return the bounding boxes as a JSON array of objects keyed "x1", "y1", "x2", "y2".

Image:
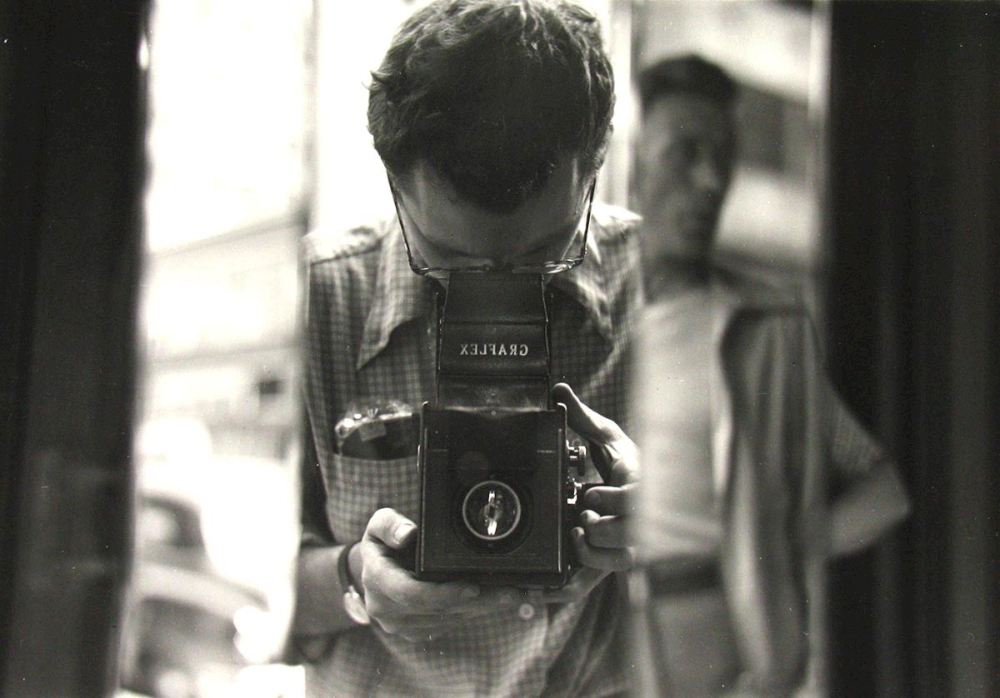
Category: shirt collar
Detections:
[
  {"x1": 356, "y1": 220, "x2": 437, "y2": 370},
  {"x1": 356, "y1": 218, "x2": 613, "y2": 370},
  {"x1": 547, "y1": 229, "x2": 613, "y2": 339}
]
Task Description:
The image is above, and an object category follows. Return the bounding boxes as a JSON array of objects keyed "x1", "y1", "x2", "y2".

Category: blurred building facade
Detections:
[
  {"x1": 140, "y1": 218, "x2": 303, "y2": 461},
  {"x1": 137, "y1": 0, "x2": 312, "y2": 462},
  {"x1": 121, "y1": 2, "x2": 312, "y2": 695}
]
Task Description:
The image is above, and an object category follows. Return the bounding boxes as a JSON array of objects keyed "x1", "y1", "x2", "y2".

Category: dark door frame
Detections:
[{"x1": 0, "y1": 2, "x2": 148, "y2": 695}]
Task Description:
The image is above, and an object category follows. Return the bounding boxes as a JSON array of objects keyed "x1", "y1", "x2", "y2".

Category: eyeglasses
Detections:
[{"x1": 389, "y1": 176, "x2": 595, "y2": 280}]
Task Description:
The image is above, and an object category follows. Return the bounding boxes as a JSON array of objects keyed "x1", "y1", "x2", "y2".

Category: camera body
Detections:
[{"x1": 415, "y1": 272, "x2": 588, "y2": 588}]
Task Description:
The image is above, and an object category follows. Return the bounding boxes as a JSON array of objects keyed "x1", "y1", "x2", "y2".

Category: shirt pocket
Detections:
[{"x1": 321, "y1": 452, "x2": 421, "y2": 543}]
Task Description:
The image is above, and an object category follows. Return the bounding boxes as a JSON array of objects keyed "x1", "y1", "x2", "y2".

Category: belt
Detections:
[{"x1": 645, "y1": 560, "x2": 722, "y2": 597}]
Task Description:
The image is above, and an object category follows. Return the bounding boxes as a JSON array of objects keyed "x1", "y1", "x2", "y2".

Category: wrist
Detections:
[
  {"x1": 347, "y1": 541, "x2": 363, "y2": 592},
  {"x1": 338, "y1": 541, "x2": 370, "y2": 625}
]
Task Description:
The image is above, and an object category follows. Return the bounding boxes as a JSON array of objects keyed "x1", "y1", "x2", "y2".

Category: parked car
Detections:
[{"x1": 118, "y1": 432, "x2": 298, "y2": 698}]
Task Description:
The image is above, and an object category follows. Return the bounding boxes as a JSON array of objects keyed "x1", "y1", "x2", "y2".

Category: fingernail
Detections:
[
  {"x1": 393, "y1": 523, "x2": 415, "y2": 545},
  {"x1": 586, "y1": 490, "x2": 601, "y2": 507},
  {"x1": 462, "y1": 586, "x2": 480, "y2": 600}
]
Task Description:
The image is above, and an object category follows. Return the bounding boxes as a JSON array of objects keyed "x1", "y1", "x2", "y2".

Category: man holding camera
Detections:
[{"x1": 291, "y1": 2, "x2": 640, "y2": 696}]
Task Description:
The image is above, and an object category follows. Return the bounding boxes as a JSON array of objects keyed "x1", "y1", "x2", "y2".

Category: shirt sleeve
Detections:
[
  {"x1": 299, "y1": 410, "x2": 336, "y2": 548},
  {"x1": 799, "y1": 308, "x2": 894, "y2": 490},
  {"x1": 826, "y1": 391, "x2": 888, "y2": 479},
  {"x1": 821, "y1": 381, "x2": 910, "y2": 522}
]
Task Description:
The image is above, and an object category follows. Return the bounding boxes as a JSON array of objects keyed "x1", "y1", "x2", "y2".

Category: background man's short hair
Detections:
[
  {"x1": 637, "y1": 54, "x2": 738, "y2": 114},
  {"x1": 368, "y1": 0, "x2": 615, "y2": 214}
]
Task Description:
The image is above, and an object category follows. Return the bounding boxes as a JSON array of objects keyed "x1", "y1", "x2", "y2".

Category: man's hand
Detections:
[
  {"x1": 544, "y1": 383, "x2": 638, "y2": 603},
  {"x1": 356, "y1": 508, "x2": 520, "y2": 642}
]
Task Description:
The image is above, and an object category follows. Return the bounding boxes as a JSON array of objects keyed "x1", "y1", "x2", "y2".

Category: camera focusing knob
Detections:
[{"x1": 567, "y1": 442, "x2": 587, "y2": 477}]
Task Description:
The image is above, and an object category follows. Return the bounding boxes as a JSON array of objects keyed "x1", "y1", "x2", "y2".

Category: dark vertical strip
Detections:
[
  {"x1": 939, "y1": 5, "x2": 1000, "y2": 697},
  {"x1": 828, "y1": 2, "x2": 1000, "y2": 697},
  {"x1": 906, "y1": 6, "x2": 956, "y2": 694},
  {"x1": 987, "y1": 16, "x2": 1000, "y2": 694},
  {"x1": 0, "y1": 0, "x2": 149, "y2": 695},
  {"x1": 827, "y1": 4, "x2": 920, "y2": 696},
  {"x1": 0, "y1": 0, "x2": 46, "y2": 675}
]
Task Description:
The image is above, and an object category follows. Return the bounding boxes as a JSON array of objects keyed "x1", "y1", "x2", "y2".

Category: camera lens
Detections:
[{"x1": 461, "y1": 480, "x2": 521, "y2": 541}]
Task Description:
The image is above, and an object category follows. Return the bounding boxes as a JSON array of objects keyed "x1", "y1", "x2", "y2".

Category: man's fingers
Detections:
[
  {"x1": 363, "y1": 552, "x2": 481, "y2": 612},
  {"x1": 552, "y1": 383, "x2": 637, "y2": 485},
  {"x1": 365, "y1": 507, "x2": 418, "y2": 549},
  {"x1": 552, "y1": 383, "x2": 624, "y2": 445},
  {"x1": 385, "y1": 580, "x2": 520, "y2": 617},
  {"x1": 583, "y1": 483, "x2": 636, "y2": 517},
  {"x1": 373, "y1": 586, "x2": 525, "y2": 639},
  {"x1": 578, "y1": 509, "x2": 630, "y2": 549},
  {"x1": 364, "y1": 552, "x2": 523, "y2": 617},
  {"x1": 571, "y1": 526, "x2": 634, "y2": 571}
]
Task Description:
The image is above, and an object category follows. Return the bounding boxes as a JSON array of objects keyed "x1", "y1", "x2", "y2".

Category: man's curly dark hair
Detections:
[
  {"x1": 636, "y1": 54, "x2": 738, "y2": 115},
  {"x1": 368, "y1": 0, "x2": 615, "y2": 214}
]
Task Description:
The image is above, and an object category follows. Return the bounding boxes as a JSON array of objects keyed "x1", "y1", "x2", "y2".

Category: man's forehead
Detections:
[{"x1": 399, "y1": 160, "x2": 586, "y2": 227}]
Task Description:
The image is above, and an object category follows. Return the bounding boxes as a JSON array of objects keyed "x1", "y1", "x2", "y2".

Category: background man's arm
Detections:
[
  {"x1": 825, "y1": 396, "x2": 911, "y2": 557},
  {"x1": 828, "y1": 456, "x2": 911, "y2": 556}
]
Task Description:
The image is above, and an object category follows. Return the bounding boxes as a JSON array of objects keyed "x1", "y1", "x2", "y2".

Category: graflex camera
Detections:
[{"x1": 415, "y1": 272, "x2": 590, "y2": 589}]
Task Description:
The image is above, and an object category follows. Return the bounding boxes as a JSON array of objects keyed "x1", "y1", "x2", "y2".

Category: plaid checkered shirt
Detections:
[{"x1": 296, "y1": 203, "x2": 642, "y2": 697}]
